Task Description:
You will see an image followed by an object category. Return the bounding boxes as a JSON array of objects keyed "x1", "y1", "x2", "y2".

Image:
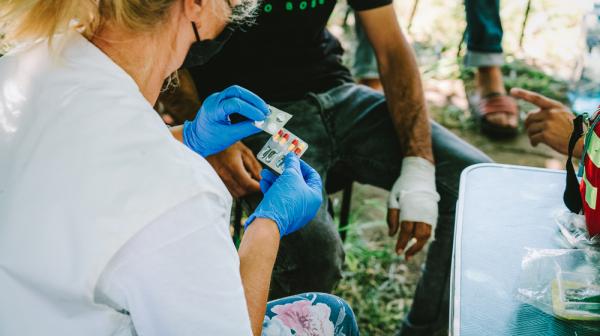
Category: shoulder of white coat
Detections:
[
  {"x1": 78, "y1": 88, "x2": 230, "y2": 193},
  {"x1": 2, "y1": 33, "x2": 232, "y2": 218},
  {"x1": 58, "y1": 85, "x2": 231, "y2": 218}
]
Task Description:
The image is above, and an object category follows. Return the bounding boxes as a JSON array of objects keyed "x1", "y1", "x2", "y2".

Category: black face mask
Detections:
[{"x1": 182, "y1": 22, "x2": 234, "y2": 68}]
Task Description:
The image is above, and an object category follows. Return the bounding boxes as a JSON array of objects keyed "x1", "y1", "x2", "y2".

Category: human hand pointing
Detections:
[{"x1": 511, "y1": 88, "x2": 581, "y2": 157}]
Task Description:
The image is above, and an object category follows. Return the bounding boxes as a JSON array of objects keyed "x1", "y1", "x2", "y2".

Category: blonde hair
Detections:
[{"x1": 0, "y1": 0, "x2": 258, "y2": 48}]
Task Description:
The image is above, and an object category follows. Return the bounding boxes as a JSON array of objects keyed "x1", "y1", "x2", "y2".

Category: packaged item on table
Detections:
[
  {"x1": 551, "y1": 271, "x2": 600, "y2": 320},
  {"x1": 516, "y1": 248, "x2": 600, "y2": 321},
  {"x1": 555, "y1": 210, "x2": 600, "y2": 249}
]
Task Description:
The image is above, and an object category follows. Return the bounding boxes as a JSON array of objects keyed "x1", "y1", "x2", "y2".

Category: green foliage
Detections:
[
  {"x1": 332, "y1": 193, "x2": 421, "y2": 336},
  {"x1": 460, "y1": 58, "x2": 571, "y2": 104},
  {"x1": 335, "y1": 230, "x2": 413, "y2": 335}
]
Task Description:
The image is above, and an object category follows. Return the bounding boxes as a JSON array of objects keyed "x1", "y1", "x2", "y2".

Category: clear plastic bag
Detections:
[
  {"x1": 516, "y1": 248, "x2": 600, "y2": 321},
  {"x1": 555, "y1": 210, "x2": 600, "y2": 249}
]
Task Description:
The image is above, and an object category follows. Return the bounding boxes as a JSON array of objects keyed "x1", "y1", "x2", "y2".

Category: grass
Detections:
[
  {"x1": 331, "y1": 188, "x2": 425, "y2": 336},
  {"x1": 459, "y1": 58, "x2": 571, "y2": 104}
]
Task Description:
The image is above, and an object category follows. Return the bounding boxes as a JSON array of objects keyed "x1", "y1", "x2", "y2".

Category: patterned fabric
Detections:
[
  {"x1": 262, "y1": 293, "x2": 359, "y2": 336},
  {"x1": 580, "y1": 105, "x2": 600, "y2": 236}
]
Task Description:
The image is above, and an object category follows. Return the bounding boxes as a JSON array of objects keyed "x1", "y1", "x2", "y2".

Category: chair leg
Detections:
[
  {"x1": 339, "y1": 183, "x2": 353, "y2": 241},
  {"x1": 327, "y1": 196, "x2": 335, "y2": 219},
  {"x1": 233, "y1": 199, "x2": 243, "y2": 248}
]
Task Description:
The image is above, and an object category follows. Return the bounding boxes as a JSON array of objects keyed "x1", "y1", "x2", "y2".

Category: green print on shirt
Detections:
[{"x1": 264, "y1": 0, "x2": 328, "y2": 13}]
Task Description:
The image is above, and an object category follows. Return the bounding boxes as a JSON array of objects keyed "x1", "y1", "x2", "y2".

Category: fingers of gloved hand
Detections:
[
  {"x1": 282, "y1": 152, "x2": 301, "y2": 176},
  {"x1": 259, "y1": 178, "x2": 274, "y2": 194},
  {"x1": 221, "y1": 97, "x2": 269, "y2": 123},
  {"x1": 201, "y1": 91, "x2": 221, "y2": 110},
  {"x1": 299, "y1": 159, "x2": 322, "y2": 191},
  {"x1": 259, "y1": 169, "x2": 278, "y2": 193},
  {"x1": 387, "y1": 208, "x2": 400, "y2": 237},
  {"x1": 396, "y1": 221, "x2": 415, "y2": 255},
  {"x1": 219, "y1": 85, "x2": 269, "y2": 114},
  {"x1": 405, "y1": 222, "x2": 432, "y2": 259},
  {"x1": 227, "y1": 121, "x2": 263, "y2": 141},
  {"x1": 261, "y1": 168, "x2": 278, "y2": 181}
]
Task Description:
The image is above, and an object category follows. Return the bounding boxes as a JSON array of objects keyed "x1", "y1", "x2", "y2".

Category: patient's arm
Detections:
[
  {"x1": 237, "y1": 218, "x2": 280, "y2": 336},
  {"x1": 359, "y1": 4, "x2": 433, "y2": 163}
]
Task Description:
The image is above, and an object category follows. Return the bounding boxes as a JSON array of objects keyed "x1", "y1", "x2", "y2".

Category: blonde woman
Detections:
[{"x1": 0, "y1": 1, "x2": 358, "y2": 335}]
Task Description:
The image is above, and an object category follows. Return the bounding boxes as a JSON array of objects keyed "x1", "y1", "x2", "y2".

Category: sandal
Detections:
[{"x1": 470, "y1": 92, "x2": 519, "y2": 139}]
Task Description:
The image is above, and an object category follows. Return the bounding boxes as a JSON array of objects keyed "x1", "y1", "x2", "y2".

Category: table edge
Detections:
[{"x1": 449, "y1": 163, "x2": 565, "y2": 336}]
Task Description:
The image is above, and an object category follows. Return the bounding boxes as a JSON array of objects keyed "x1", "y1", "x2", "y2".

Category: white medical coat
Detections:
[{"x1": 0, "y1": 32, "x2": 252, "y2": 335}]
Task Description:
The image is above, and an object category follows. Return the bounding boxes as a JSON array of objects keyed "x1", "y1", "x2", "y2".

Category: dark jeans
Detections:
[
  {"x1": 242, "y1": 83, "x2": 492, "y2": 334},
  {"x1": 464, "y1": 0, "x2": 505, "y2": 67},
  {"x1": 465, "y1": 0, "x2": 503, "y2": 54},
  {"x1": 264, "y1": 292, "x2": 359, "y2": 335}
]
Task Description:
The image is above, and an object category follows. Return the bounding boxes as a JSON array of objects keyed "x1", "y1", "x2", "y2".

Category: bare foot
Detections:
[{"x1": 477, "y1": 66, "x2": 518, "y2": 129}]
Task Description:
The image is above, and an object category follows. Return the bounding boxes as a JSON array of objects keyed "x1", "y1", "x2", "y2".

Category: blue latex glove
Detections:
[
  {"x1": 183, "y1": 85, "x2": 270, "y2": 157},
  {"x1": 245, "y1": 153, "x2": 323, "y2": 237}
]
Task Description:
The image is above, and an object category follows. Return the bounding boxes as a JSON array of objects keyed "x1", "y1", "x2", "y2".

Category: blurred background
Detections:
[{"x1": 328, "y1": 1, "x2": 600, "y2": 334}]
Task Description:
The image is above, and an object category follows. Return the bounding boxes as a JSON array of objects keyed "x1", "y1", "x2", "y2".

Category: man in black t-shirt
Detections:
[{"x1": 189, "y1": 1, "x2": 492, "y2": 334}]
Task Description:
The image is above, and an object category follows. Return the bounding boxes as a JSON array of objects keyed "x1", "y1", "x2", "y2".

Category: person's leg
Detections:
[
  {"x1": 313, "y1": 83, "x2": 492, "y2": 335},
  {"x1": 242, "y1": 97, "x2": 345, "y2": 300},
  {"x1": 263, "y1": 292, "x2": 359, "y2": 335},
  {"x1": 464, "y1": 0, "x2": 504, "y2": 69},
  {"x1": 353, "y1": 11, "x2": 382, "y2": 91},
  {"x1": 464, "y1": 0, "x2": 518, "y2": 133}
]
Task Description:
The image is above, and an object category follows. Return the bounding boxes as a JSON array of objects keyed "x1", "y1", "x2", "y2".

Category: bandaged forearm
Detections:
[{"x1": 388, "y1": 157, "x2": 440, "y2": 230}]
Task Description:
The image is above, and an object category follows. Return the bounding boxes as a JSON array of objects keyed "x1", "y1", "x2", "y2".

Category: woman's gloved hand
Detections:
[
  {"x1": 245, "y1": 154, "x2": 323, "y2": 237},
  {"x1": 183, "y1": 85, "x2": 269, "y2": 157}
]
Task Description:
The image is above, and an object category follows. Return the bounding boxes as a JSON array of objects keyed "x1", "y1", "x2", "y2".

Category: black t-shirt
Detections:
[{"x1": 189, "y1": 0, "x2": 392, "y2": 101}]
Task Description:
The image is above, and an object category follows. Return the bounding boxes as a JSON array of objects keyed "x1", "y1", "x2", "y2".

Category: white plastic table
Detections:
[{"x1": 450, "y1": 163, "x2": 600, "y2": 335}]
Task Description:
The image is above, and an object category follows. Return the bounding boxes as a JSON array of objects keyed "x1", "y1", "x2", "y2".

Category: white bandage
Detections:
[{"x1": 388, "y1": 157, "x2": 440, "y2": 231}]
